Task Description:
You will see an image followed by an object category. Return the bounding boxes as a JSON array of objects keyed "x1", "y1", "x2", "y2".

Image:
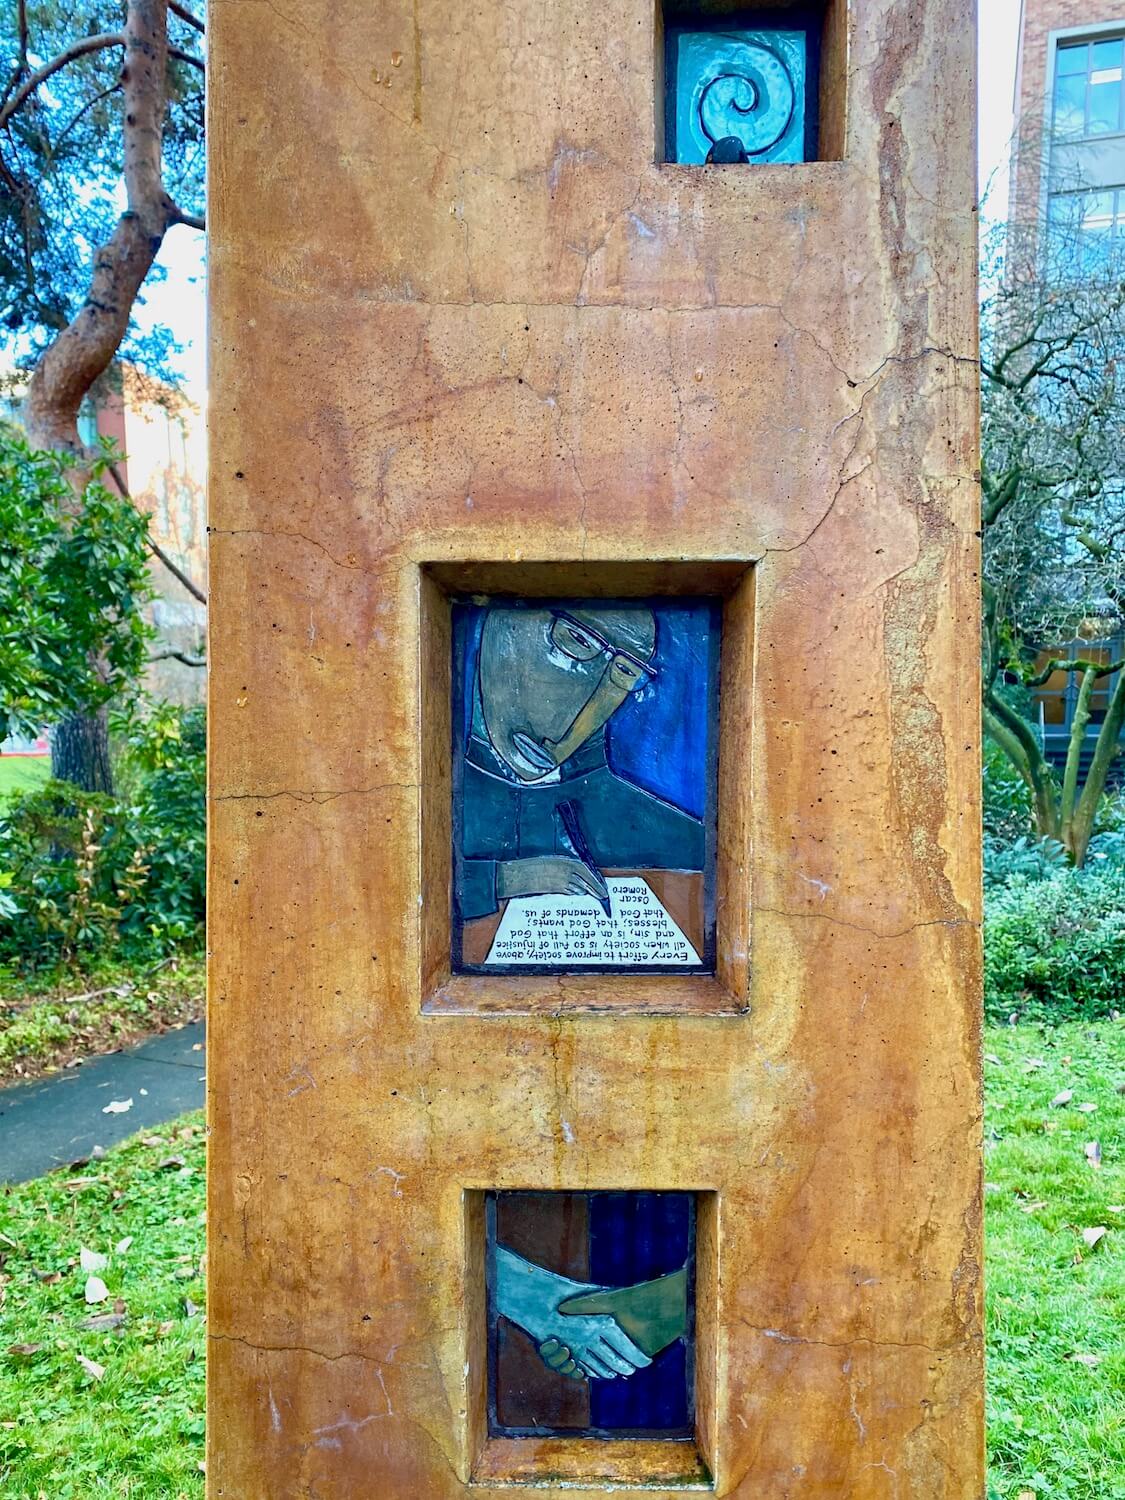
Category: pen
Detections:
[{"x1": 556, "y1": 799, "x2": 613, "y2": 921}]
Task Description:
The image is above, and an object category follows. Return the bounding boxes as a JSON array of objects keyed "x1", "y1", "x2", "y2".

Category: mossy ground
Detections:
[{"x1": 0, "y1": 949, "x2": 204, "y2": 1086}]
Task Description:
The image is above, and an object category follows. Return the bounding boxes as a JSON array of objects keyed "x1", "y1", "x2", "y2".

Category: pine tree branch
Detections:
[
  {"x1": 0, "y1": 33, "x2": 125, "y2": 127},
  {"x1": 169, "y1": 204, "x2": 205, "y2": 230},
  {"x1": 169, "y1": 1, "x2": 205, "y2": 33},
  {"x1": 169, "y1": 45, "x2": 204, "y2": 72}
]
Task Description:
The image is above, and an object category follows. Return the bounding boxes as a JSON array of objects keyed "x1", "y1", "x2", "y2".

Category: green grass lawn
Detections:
[
  {"x1": 0, "y1": 1116, "x2": 205, "y2": 1498},
  {"x1": 0, "y1": 1019, "x2": 1121, "y2": 1498},
  {"x1": 985, "y1": 1019, "x2": 1125, "y2": 1499},
  {"x1": 0, "y1": 758, "x2": 49, "y2": 803}
]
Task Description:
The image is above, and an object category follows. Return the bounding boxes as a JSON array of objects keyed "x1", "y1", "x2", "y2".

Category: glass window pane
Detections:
[
  {"x1": 1054, "y1": 73, "x2": 1088, "y2": 135},
  {"x1": 1089, "y1": 78, "x2": 1121, "y2": 133},
  {"x1": 1083, "y1": 231, "x2": 1112, "y2": 274},
  {"x1": 1093, "y1": 37, "x2": 1123, "y2": 71},
  {"x1": 1083, "y1": 190, "x2": 1115, "y2": 226},
  {"x1": 1057, "y1": 42, "x2": 1088, "y2": 76}
]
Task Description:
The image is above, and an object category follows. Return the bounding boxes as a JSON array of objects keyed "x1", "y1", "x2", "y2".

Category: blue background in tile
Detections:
[
  {"x1": 455, "y1": 600, "x2": 715, "y2": 819},
  {"x1": 587, "y1": 1191, "x2": 693, "y2": 1433}
]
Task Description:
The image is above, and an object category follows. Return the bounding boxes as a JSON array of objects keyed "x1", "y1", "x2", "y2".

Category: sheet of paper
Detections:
[{"x1": 484, "y1": 877, "x2": 702, "y2": 967}]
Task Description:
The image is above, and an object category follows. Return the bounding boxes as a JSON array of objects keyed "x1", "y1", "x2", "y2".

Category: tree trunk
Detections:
[
  {"x1": 22, "y1": 1, "x2": 172, "y2": 792},
  {"x1": 51, "y1": 709, "x2": 114, "y2": 794},
  {"x1": 24, "y1": 0, "x2": 173, "y2": 458}
]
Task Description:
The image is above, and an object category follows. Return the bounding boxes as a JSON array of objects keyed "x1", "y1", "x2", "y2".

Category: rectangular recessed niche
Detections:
[
  {"x1": 465, "y1": 1190, "x2": 719, "y2": 1487},
  {"x1": 418, "y1": 560, "x2": 754, "y2": 1018},
  {"x1": 657, "y1": 1, "x2": 848, "y2": 164}
]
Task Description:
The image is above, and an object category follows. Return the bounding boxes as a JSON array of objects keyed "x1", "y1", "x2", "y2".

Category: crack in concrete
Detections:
[
  {"x1": 212, "y1": 783, "x2": 416, "y2": 805},
  {"x1": 742, "y1": 1323, "x2": 973, "y2": 1357},
  {"x1": 208, "y1": 526, "x2": 398, "y2": 580},
  {"x1": 211, "y1": 1331, "x2": 385, "y2": 1366},
  {"x1": 754, "y1": 909, "x2": 976, "y2": 942}
]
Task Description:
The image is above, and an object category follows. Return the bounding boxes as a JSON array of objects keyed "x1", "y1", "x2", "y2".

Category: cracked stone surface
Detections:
[{"x1": 206, "y1": 0, "x2": 982, "y2": 1494}]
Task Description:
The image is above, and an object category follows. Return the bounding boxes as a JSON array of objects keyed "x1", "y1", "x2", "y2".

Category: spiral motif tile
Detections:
[
  {"x1": 668, "y1": 28, "x2": 808, "y2": 165},
  {"x1": 698, "y1": 41, "x2": 795, "y2": 157}
]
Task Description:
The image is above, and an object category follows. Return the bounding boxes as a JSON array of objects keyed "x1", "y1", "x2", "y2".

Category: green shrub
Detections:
[
  {"x1": 985, "y1": 864, "x2": 1125, "y2": 1022},
  {"x1": 1091, "y1": 784, "x2": 1125, "y2": 835},
  {"x1": 983, "y1": 734, "x2": 1035, "y2": 842},
  {"x1": 984, "y1": 834, "x2": 1068, "y2": 888},
  {"x1": 116, "y1": 701, "x2": 206, "y2": 943},
  {"x1": 0, "y1": 425, "x2": 153, "y2": 739},
  {"x1": 0, "y1": 704, "x2": 205, "y2": 970}
]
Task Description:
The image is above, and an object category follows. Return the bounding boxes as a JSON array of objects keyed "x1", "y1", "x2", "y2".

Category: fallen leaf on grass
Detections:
[
  {"x1": 1050, "y1": 1089, "x2": 1073, "y2": 1108},
  {"x1": 1077, "y1": 1102, "x2": 1097, "y2": 1114},
  {"x1": 1085, "y1": 1141, "x2": 1103, "y2": 1170},
  {"x1": 79, "y1": 1247, "x2": 107, "y2": 1274},
  {"x1": 84, "y1": 1276, "x2": 108, "y2": 1304},
  {"x1": 101, "y1": 1098, "x2": 133, "y2": 1115},
  {"x1": 80, "y1": 1312, "x2": 125, "y2": 1332},
  {"x1": 1108, "y1": 1205, "x2": 1125, "y2": 1214},
  {"x1": 158, "y1": 1156, "x2": 186, "y2": 1171},
  {"x1": 75, "y1": 1353, "x2": 105, "y2": 1380},
  {"x1": 7, "y1": 1343, "x2": 43, "y2": 1357},
  {"x1": 1018, "y1": 1490, "x2": 1036, "y2": 1499},
  {"x1": 141, "y1": 1136, "x2": 165, "y2": 1148},
  {"x1": 157, "y1": 1320, "x2": 175, "y2": 1336},
  {"x1": 1019, "y1": 1200, "x2": 1048, "y2": 1215},
  {"x1": 115, "y1": 1236, "x2": 133, "y2": 1254},
  {"x1": 1065, "y1": 1352, "x2": 1102, "y2": 1367},
  {"x1": 984, "y1": 1053, "x2": 1001, "y2": 1065},
  {"x1": 1082, "y1": 1226, "x2": 1109, "y2": 1249}
]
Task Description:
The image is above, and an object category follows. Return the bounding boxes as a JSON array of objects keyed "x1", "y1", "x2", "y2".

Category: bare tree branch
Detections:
[
  {"x1": 169, "y1": 45, "x2": 204, "y2": 73},
  {"x1": 49, "y1": 83, "x2": 122, "y2": 159},
  {"x1": 106, "y1": 461, "x2": 208, "y2": 604},
  {"x1": 148, "y1": 648, "x2": 206, "y2": 667},
  {"x1": 1023, "y1": 656, "x2": 1125, "y2": 688},
  {"x1": 0, "y1": 32, "x2": 125, "y2": 128},
  {"x1": 169, "y1": 0, "x2": 205, "y2": 34},
  {"x1": 169, "y1": 204, "x2": 205, "y2": 230}
]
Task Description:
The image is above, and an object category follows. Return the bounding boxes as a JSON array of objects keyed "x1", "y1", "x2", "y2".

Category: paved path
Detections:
[{"x1": 0, "y1": 1022, "x2": 205, "y2": 1184}]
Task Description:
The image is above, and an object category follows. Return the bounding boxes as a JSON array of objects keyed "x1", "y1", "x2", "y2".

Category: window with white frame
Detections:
[{"x1": 1053, "y1": 34, "x2": 1125, "y2": 140}]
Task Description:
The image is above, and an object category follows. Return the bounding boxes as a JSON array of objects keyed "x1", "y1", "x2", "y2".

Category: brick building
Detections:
[
  {"x1": 1012, "y1": 0, "x2": 1125, "y2": 770},
  {"x1": 1013, "y1": 0, "x2": 1125, "y2": 225}
]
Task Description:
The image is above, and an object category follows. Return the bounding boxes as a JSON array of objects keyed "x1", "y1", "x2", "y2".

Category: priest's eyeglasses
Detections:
[{"x1": 549, "y1": 611, "x2": 657, "y2": 694}]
